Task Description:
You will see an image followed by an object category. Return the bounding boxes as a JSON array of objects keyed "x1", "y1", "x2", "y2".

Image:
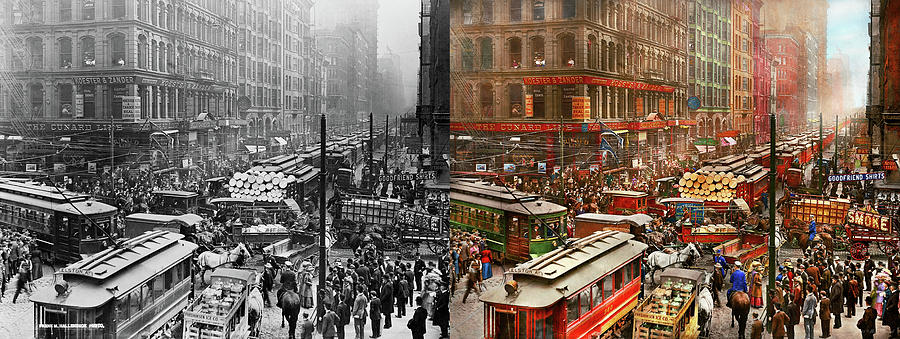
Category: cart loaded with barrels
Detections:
[{"x1": 845, "y1": 206, "x2": 900, "y2": 260}]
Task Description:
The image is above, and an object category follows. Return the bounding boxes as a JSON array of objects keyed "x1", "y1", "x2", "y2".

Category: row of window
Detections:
[
  {"x1": 115, "y1": 258, "x2": 191, "y2": 324},
  {"x1": 566, "y1": 258, "x2": 641, "y2": 324},
  {"x1": 463, "y1": 0, "x2": 684, "y2": 28}
]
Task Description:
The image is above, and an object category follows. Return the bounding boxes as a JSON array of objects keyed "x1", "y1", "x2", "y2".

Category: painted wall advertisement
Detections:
[
  {"x1": 525, "y1": 94, "x2": 534, "y2": 118},
  {"x1": 572, "y1": 96, "x2": 590, "y2": 120},
  {"x1": 121, "y1": 95, "x2": 141, "y2": 120},
  {"x1": 74, "y1": 94, "x2": 84, "y2": 118}
]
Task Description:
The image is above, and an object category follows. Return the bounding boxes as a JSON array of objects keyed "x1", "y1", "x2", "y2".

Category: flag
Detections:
[
  {"x1": 600, "y1": 138, "x2": 618, "y2": 165},
  {"x1": 598, "y1": 121, "x2": 624, "y2": 148}
]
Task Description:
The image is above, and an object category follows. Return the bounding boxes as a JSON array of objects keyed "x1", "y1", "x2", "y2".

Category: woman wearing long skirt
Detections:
[{"x1": 299, "y1": 264, "x2": 315, "y2": 308}]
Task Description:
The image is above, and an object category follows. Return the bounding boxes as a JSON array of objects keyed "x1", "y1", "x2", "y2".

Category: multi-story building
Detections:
[
  {"x1": 750, "y1": 0, "x2": 772, "y2": 144},
  {"x1": 765, "y1": 33, "x2": 802, "y2": 135},
  {"x1": 0, "y1": 0, "x2": 243, "y2": 170},
  {"x1": 687, "y1": 0, "x2": 732, "y2": 155},
  {"x1": 419, "y1": 0, "x2": 449, "y2": 182},
  {"x1": 731, "y1": 0, "x2": 753, "y2": 146},
  {"x1": 451, "y1": 0, "x2": 690, "y2": 172},
  {"x1": 376, "y1": 54, "x2": 407, "y2": 118},
  {"x1": 281, "y1": 0, "x2": 318, "y2": 147},
  {"x1": 801, "y1": 30, "x2": 818, "y2": 127},
  {"x1": 867, "y1": 0, "x2": 900, "y2": 181},
  {"x1": 317, "y1": 25, "x2": 370, "y2": 128}
]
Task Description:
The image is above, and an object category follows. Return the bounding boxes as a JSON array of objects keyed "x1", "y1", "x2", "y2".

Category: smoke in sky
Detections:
[{"x1": 826, "y1": 0, "x2": 870, "y2": 110}]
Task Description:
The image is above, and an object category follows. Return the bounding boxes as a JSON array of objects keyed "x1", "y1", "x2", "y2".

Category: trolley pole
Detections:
[
  {"x1": 318, "y1": 114, "x2": 327, "y2": 319},
  {"x1": 767, "y1": 112, "x2": 777, "y2": 313}
]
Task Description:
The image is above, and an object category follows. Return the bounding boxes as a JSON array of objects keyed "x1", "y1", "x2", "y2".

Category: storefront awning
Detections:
[
  {"x1": 611, "y1": 130, "x2": 629, "y2": 134},
  {"x1": 151, "y1": 130, "x2": 179, "y2": 137},
  {"x1": 695, "y1": 145, "x2": 716, "y2": 153},
  {"x1": 245, "y1": 145, "x2": 267, "y2": 154},
  {"x1": 270, "y1": 137, "x2": 288, "y2": 146},
  {"x1": 721, "y1": 137, "x2": 737, "y2": 146}
]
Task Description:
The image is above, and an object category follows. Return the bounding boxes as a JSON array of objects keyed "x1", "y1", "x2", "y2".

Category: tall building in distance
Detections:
[
  {"x1": 687, "y1": 0, "x2": 732, "y2": 154},
  {"x1": 731, "y1": 0, "x2": 753, "y2": 146},
  {"x1": 750, "y1": 0, "x2": 772, "y2": 144},
  {"x1": 765, "y1": 33, "x2": 802, "y2": 134},
  {"x1": 451, "y1": 0, "x2": 690, "y2": 173},
  {"x1": 419, "y1": 0, "x2": 449, "y2": 182}
]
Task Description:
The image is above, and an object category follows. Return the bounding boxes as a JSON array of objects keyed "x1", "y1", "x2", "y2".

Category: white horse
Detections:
[
  {"x1": 697, "y1": 273, "x2": 715, "y2": 338},
  {"x1": 196, "y1": 243, "x2": 252, "y2": 284},
  {"x1": 247, "y1": 276, "x2": 265, "y2": 338},
  {"x1": 646, "y1": 243, "x2": 702, "y2": 284}
]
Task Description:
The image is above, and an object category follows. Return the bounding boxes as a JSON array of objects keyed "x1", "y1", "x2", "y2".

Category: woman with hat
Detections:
[
  {"x1": 299, "y1": 261, "x2": 315, "y2": 308},
  {"x1": 749, "y1": 261, "x2": 764, "y2": 308}
]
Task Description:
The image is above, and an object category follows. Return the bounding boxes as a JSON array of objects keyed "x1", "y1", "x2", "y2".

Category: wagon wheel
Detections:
[
  {"x1": 850, "y1": 242, "x2": 870, "y2": 261},
  {"x1": 399, "y1": 241, "x2": 418, "y2": 259},
  {"x1": 877, "y1": 241, "x2": 899, "y2": 257},
  {"x1": 832, "y1": 225, "x2": 849, "y2": 251},
  {"x1": 427, "y1": 239, "x2": 447, "y2": 256}
]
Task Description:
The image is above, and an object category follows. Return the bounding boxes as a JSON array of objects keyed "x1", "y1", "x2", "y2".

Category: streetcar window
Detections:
[
  {"x1": 183, "y1": 259, "x2": 192, "y2": 281},
  {"x1": 602, "y1": 275, "x2": 613, "y2": 302},
  {"x1": 632, "y1": 260, "x2": 641, "y2": 282},
  {"x1": 614, "y1": 267, "x2": 624, "y2": 291},
  {"x1": 626, "y1": 259, "x2": 635, "y2": 281},
  {"x1": 579, "y1": 288, "x2": 590, "y2": 316},
  {"x1": 518, "y1": 311, "x2": 527, "y2": 339},
  {"x1": 128, "y1": 289, "x2": 141, "y2": 318},
  {"x1": 116, "y1": 297, "x2": 129, "y2": 322},
  {"x1": 44, "y1": 306, "x2": 67, "y2": 327},
  {"x1": 591, "y1": 282, "x2": 601, "y2": 307},
  {"x1": 496, "y1": 311, "x2": 516, "y2": 338},
  {"x1": 534, "y1": 312, "x2": 553, "y2": 339},
  {"x1": 164, "y1": 268, "x2": 174, "y2": 290},
  {"x1": 142, "y1": 281, "x2": 154, "y2": 306},
  {"x1": 566, "y1": 295, "x2": 579, "y2": 323}
]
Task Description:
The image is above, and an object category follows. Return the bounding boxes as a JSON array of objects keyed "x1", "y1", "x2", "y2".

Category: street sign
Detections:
[
  {"x1": 687, "y1": 96, "x2": 701, "y2": 110},
  {"x1": 504, "y1": 164, "x2": 516, "y2": 172},
  {"x1": 377, "y1": 171, "x2": 436, "y2": 182},
  {"x1": 475, "y1": 164, "x2": 487, "y2": 172},
  {"x1": 537, "y1": 162, "x2": 546, "y2": 174},
  {"x1": 827, "y1": 172, "x2": 885, "y2": 182}
]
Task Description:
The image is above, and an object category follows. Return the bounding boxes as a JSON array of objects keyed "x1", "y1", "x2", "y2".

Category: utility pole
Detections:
[
  {"x1": 369, "y1": 112, "x2": 374, "y2": 190},
  {"x1": 384, "y1": 114, "x2": 389, "y2": 173},
  {"x1": 820, "y1": 111, "x2": 824, "y2": 193},
  {"x1": 110, "y1": 113, "x2": 115, "y2": 195},
  {"x1": 317, "y1": 114, "x2": 327, "y2": 319},
  {"x1": 559, "y1": 113, "x2": 564, "y2": 205},
  {"x1": 767, "y1": 112, "x2": 776, "y2": 313}
]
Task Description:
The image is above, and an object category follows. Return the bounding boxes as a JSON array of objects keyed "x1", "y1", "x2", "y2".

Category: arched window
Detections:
[
  {"x1": 138, "y1": 35, "x2": 147, "y2": 69},
  {"x1": 587, "y1": 36, "x2": 597, "y2": 69},
  {"x1": 138, "y1": 0, "x2": 146, "y2": 21},
  {"x1": 562, "y1": 0, "x2": 576, "y2": 18},
  {"x1": 509, "y1": 84, "x2": 523, "y2": 117},
  {"x1": 531, "y1": 36, "x2": 544, "y2": 67},
  {"x1": 509, "y1": 0, "x2": 521, "y2": 22},
  {"x1": 616, "y1": 43, "x2": 624, "y2": 72},
  {"x1": 167, "y1": 43, "x2": 175, "y2": 73},
  {"x1": 158, "y1": 3, "x2": 166, "y2": 27},
  {"x1": 80, "y1": 36, "x2": 95, "y2": 67},
  {"x1": 559, "y1": 35, "x2": 575, "y2": 67},
  {"x1": 58, "y1": 37, "x2": 72, "y2": 68},
  {"x1": 607, "y1": 42, "x2": 615, "y2": 72},
  {"x1": 460, "y1": 38, "x2": 474, "y2": 71},
  {"x1": 532, "y1": 0, "x2": 544, "y2": 20},
  {"x1": 479, "y1": 83, "x2": 493, "y2": 118},
  {"x1": 158, "y1": 42, "x2": 166, "y2": 72},
  {"x1": 167, "y1": 5, "x2": 174, "y2": 29},
  {"x1": 27, "y1": 37, "x2": 43, "y2": 69},
  {"x1": 509, "y1": 37, "x2": 522, "y2": 69},
  {"x1": 600, "y1": 39, "x2": 607, "y2": 71},
  {"x1": 479, "y1": 37, "x2": 493, "y2": 69},
  {"x1": 82, "y1": 0, "x2": 95, "y2": 20},
  {"x1": 111, "y1": 0, "x2": 125, "y2": 18},
  {"x1": 482, "y1": 0, "x2": 493, "y2": 23},
  {"x1": 109, "y1": 34, "x2": 126, "y2": 66}
]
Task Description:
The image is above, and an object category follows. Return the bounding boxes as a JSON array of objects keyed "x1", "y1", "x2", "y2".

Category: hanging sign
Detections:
[
  {"x1": 475, "y1": 164, "x2": 487, "y2": 172},
  {"x1": 525, "y1": 95, "x2": 534, "y2": 118},
  {"x1": 504, "y1": 164, "x2": 516, "y2": 172},
  {"x1": 827, "y1": 171, "x2": 885, "y2": 182},
  {"x1": 537, "y1": 162, "x2": 546, "y2": 174},
  {"x1": 25, "y1": 164, "x2": 37, "y2": 172},
  {"x1": 87, "y1": 162, "x2": 97, "y2": 174},
  {"x1": 847, "y1": 209, "x2": 891, "y2": 232}
]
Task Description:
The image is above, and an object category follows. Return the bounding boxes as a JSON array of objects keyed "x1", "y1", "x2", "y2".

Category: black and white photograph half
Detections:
[{"x1": 0, "y1": 0, "x2": 449, "y2": 338}]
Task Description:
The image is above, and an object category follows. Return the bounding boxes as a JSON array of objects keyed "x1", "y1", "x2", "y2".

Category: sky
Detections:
[
  {"x1": 826, "y1": 0, "x2": 869, "y2": 108},
  {"x1": 377, "y1": 0, "x2": 422, "y2": 109}
]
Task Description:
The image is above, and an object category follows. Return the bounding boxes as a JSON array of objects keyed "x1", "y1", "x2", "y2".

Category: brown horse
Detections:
[
  {"x1": 728, "y1": 291, "x2": 751, "y2": 339},
  {"x1": 278, "y1": 290, "x2": 302, "y2": 339}
]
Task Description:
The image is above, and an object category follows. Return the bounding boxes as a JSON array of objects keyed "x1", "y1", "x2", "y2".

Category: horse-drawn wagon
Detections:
[
  {"x1": 183, "y1": 268, "x2": 261, "y2": 339},
  {"x1": 633, "y1": 268, "x2": 705, "y2": 339},
  {"x1": 679, "y1": 223, "x2": 739, "y2": 244},
  {"x1": 330, "y1": 194, "x2": 402, "y2": 250},
  {"x1": 845, "y1": 206, "x2": 900, "y2": 260},
  {"x1": 712, "y1": 233, "x2": 769, "y2": 269},
  {"x1": 779, "y1": 193, "x2": 851, "y2": 250},
  {"x1": 392, "y1": 208, "x2": 448, "y2": 257}
]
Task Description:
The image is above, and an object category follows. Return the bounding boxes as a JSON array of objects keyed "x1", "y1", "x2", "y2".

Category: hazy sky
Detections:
[
  {"x1": 378, "y1": 0, "x2": 421, "y2": 108},
  {"x1": 826, "y1": 0, "x2": 869, "y2": 108}
]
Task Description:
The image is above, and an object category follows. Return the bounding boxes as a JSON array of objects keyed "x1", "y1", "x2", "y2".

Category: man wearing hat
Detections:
[
  {"x1": 714, "y1": 249, "x2": 728, "y2": 277},
  {"x1": 728, "y1": 261, "x2": 748, "y2": 308},
  {"x1": 808, "y1": 214, "x2": 817, "y2": 248},
  {"x1": 262, "y1": 263, "x2": 275, "y2": 307},
  {"x1": 713, "y1": 263, "x2": 724, "y2": 307},
  {"x1": 277, "y1": 261, "x2": 298, "y2": 308}
]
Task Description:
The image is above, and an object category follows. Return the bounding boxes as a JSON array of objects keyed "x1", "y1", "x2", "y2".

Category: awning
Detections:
[
  {"x1": 245, "y1": 145, "x2": 267, "y2": 154},
  {"x1": 721, "y1": 137, "x2": 737, "y2": 146},
  {"x1": 611, "y1": 130, "x2": 629, "y2": 134},
  {"x1": 271, "y1": 137, "x2": 288, "y2": 146},
  {"x1": 6, "y1": 135, "x2": 23, "y2": 140},
  {"x1": 151, "y1": 130, "x2": 179, "y2": 137},
  {"x1": 695, "y1": 145, "x2": 716, "y2": 153}
]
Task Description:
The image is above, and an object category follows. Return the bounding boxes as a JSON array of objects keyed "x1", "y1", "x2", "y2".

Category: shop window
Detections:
[
  {"x1": 509, "y1": 0, "x2": 521, "y2": 21},
  {"x1": 29, "y1": 83, "x2": 43, "y2": 117},
  {"x1": 532, "y1": 0, "x2": 544, "y2": 20},
  {"x1": 508, "y1": 84, "x2": 523, "y2": 117},
  {"x1": 58, "y1": 84, "x2": 72, "y2": 117}
]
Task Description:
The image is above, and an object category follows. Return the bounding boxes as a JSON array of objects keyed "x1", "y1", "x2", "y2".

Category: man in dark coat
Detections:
[
  {"x1": 712, "y1": 263, "x2": 725, "y2": 307},
  {"x1": 830, "y1": 276, "x2": 843, "y2": 328},
  {"x1": 414, "y1": 254, "x2": 426, "y2": 291},
  {"x1": 433, "y1": 284, "x2": 450, "y2": 339},
  {"x1": 408, "y1": 296, "x2": 428, "y2": 339},
  {"x1": 369, "y1": 290, "x2": 382, "y2": 338},
  {"x1": 883, "y1": 283, "x2": 900, "y2": 337},
  {"x1": 860, "y1": 296, "x2": 877, "y2": 339},
  {"x1": 787, "y1": 294, "x2": 801, "y2": 339},
  {"x1": 337, "y1": 298, "x2": 351, "y2": 339},
  {"x1": 404, "y1": 265, "x2": 415, "y2": 307},
  {"x1": 865, "y1": 258, "x2": 875, "y2": 291},
  {"x1": 262, "y1": 264, "x2": 275, "y2": 307},
  {"x1": 396, "y1": 274, "x2": 408, "y2": 317},
  {"x1": 380, "y1": 279, "x2": 394, "y2": 329},
  {"x1": 847, "y1": 273, "x2": 859, "y2": 317}
]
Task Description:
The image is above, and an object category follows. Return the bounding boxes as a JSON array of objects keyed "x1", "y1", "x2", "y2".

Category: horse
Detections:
[
  {"x1": 728, "y1": 291, "x2": 751, "y2": 339},
  {"x1": 645, "y1": 243, "x2": 702, "y2": 284},
  {"x1": 196, "y1": 243, "x2": 252, "y2": 284},
  {"x1": 278, "y1": 289, "x2": 302, "y2": 339},
  {"x1": 247, "y1": 278, "x2": 265, "y2": 338},
  {"x1": 697, "y1": 273, "x2": 715, "y2": 339}
]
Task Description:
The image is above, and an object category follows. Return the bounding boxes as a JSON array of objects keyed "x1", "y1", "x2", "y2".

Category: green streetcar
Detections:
[{"x1": 450, "y1": 178, "x2": 567, "y2": 262}]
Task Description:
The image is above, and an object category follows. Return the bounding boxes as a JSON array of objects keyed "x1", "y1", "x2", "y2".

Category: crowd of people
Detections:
[
  {"x1": 261, "y1": 244, "x2": 450, "y2": 339},
  {"x1": 447, "y1": 229, "x2": 494, "y2": 304},
  {"x1": 716, "y1": 245, "x2": 900, "y2": 339},
  {"x1": 0, "y1": 229, "x2": 40, "y2": 303}
]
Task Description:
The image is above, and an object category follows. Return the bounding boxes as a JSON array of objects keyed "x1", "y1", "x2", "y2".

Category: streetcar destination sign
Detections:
[{"x1": 827, "y1": 172, "x2": 885, "y2": 182}]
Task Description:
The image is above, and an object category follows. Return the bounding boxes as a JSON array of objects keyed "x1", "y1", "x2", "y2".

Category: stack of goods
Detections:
[
  {"x1": 636, "y1": 279, "x2": 696, "y2": 339},
  {"x1": 242, "y1": 224, "x2": 288, "y2": 234},
  {"x1": 693, "y1": 224, "x2": 737, "y2": 234},
  {"x1": 678, "y1": 170, "x2": 746, "y2": 202},
  {"x1": 227, "y1": 171, "x2": 297, "y2": 202},
  {"x1": 191, "y1": 280, "x2": 245, "y2": 316}
]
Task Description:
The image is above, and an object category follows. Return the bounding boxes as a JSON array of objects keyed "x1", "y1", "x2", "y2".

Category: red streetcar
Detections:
[
  {"x1": 601, "y1": 190, "x2": 649, "y2": 215},
  {"x1": 480, "y1": 230, "x2": 647, "y2": 339}
]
